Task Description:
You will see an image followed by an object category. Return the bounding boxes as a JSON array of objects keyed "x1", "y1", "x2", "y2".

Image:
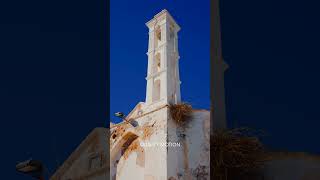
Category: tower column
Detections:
[{"x1": 211, "y1": 0, "x2": 228, "y2": 130}]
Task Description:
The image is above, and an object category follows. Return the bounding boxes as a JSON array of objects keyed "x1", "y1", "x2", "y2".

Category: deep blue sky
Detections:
[
  {"x1": 221, "y1": 0, "x2": 320, "y2": 153},
  {"x1": 0, "y1": 0, "x2": 107, "y2": 179},
  {"x1": 110, "y1": 1, "x2": 211, "y2": 123}
]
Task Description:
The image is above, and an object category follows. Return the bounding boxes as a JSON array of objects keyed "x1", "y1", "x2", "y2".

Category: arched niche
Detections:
[
  {"x1": 152, "y1": 79, "x2": 161, "y2": 102},
  {"x1": 153, "y1": 52, "x2": 161, "y2": 74},
  {"x1": 110, "y1": 131, "x2": 145, "y2": 180},
  {"x1": 154, "y1": 26, "x2": 162, "y2": 48}
]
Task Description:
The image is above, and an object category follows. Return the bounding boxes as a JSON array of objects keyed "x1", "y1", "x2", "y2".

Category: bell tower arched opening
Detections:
[
  {"x1": 155, "y1": 26, "x2": 161, "y2": 48},
  {"x1": 153, "y1": 53, "x2": 161, "y2": 73},
  {"x1": 152, "y1": 79, "x2": 161, "y2": 102}
]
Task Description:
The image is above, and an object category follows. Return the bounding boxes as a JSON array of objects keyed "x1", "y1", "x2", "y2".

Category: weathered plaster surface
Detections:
[
  {"x1": 167, "y1": 110, "x2": 210, "y2": 180},
  {"x1": 50, "y1": 128, "x2": 109, "y2": 180},
  {"x1": 110, "y1": 9, "x2": 210, "y2": 180},
  {"x1": 110, "y1": 107, "x2": 210, "y2": 180}
]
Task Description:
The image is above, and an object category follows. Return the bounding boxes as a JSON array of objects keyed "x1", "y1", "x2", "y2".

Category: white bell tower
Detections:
[{"x1": 145, "y1": 9, "x2": 181, "y2": 107}]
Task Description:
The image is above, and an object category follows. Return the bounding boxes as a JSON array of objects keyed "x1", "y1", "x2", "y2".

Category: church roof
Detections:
[{"x1": 50, "y1": 127, "x2": 109, "y2": 180}]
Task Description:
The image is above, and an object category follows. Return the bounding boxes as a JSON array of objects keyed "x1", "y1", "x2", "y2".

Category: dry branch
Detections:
[
  {"x1": 211, "y1": 128, "x2": 267, "y2": 179},
  {"x1": 169, "y1": 102, "x2": 192, "y2": 125}
]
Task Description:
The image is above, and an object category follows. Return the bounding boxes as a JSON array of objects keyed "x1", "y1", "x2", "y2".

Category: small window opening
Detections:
[
  {"x1": 152, "y1": 79, "x2": 161, "y2": 102},
  {"x1": 156, "y1": 29, "x2": 161, "y2": 41},
  {"x1": 155, "y1": 26, "x2": 161, "y2": 47},
  {"x1": 89, "y1": 155, "x2": 101, "y2": 170},
  {"x1": 153, "y1": 53, "x2": 161, "y2": 73},
  {"x1": 169, "y1": 25, "x2": 175, "y2": 40},
  {"x1": 156, "y1": 53, "x2": 161, "y2": 72}
]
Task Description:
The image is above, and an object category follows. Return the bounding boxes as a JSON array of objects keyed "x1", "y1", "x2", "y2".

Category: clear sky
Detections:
[
  {"x1": 0, "y1": 0, "x2": 107, "y2": 178},
  {"x1": 110, "y1": 1, "x2": 211, "y2": 123},
  {"x1": 221, "y1": 0, "x2": 320, "y2": 153}
]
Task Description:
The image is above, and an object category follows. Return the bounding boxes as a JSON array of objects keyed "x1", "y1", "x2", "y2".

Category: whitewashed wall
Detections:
[{"x1": 110, "y1": 107, "x2": 210, "y2": 180}]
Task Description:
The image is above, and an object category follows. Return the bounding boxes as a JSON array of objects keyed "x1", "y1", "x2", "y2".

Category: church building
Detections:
[
  {"x1": 49, "y1": 9, "x2": 227, "y2": 180},
  {"x1": 110, "y1": 9, "x2": 212, "y2": 180}
]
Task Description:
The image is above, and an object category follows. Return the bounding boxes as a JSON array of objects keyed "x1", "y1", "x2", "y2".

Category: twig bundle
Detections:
[
  {"x1": 169, "y1": 103, "x2": 192, "y2": 125},
  {"x1": 211, "y1": 128, "x2": 267, "y2": 179}
]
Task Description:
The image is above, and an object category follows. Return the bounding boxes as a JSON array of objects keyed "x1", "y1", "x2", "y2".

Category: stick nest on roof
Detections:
[
  {"x1": 169, "y1": 102, "x2": 192, "y2": 125},
  {"x1": 211, "y1": 128, "x2": 268, "y2": 179}
]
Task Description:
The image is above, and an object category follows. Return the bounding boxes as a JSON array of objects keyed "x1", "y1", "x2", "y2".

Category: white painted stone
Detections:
[
  {"x1": 145, "y1": 9, "x2": 181, "y2": 107},
  {"x1": 110, "y1": 10, "x2": 210, "y2": 180}
]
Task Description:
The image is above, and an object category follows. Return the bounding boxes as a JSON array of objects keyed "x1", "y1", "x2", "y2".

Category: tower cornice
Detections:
[{"x1": 145, "y1": 9, "x2": 181, "y2": 31}]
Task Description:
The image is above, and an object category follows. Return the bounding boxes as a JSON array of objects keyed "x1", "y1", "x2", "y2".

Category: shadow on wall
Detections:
[{"x1": 110, "y1": 131, "x2": 140, "y2": 180}]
